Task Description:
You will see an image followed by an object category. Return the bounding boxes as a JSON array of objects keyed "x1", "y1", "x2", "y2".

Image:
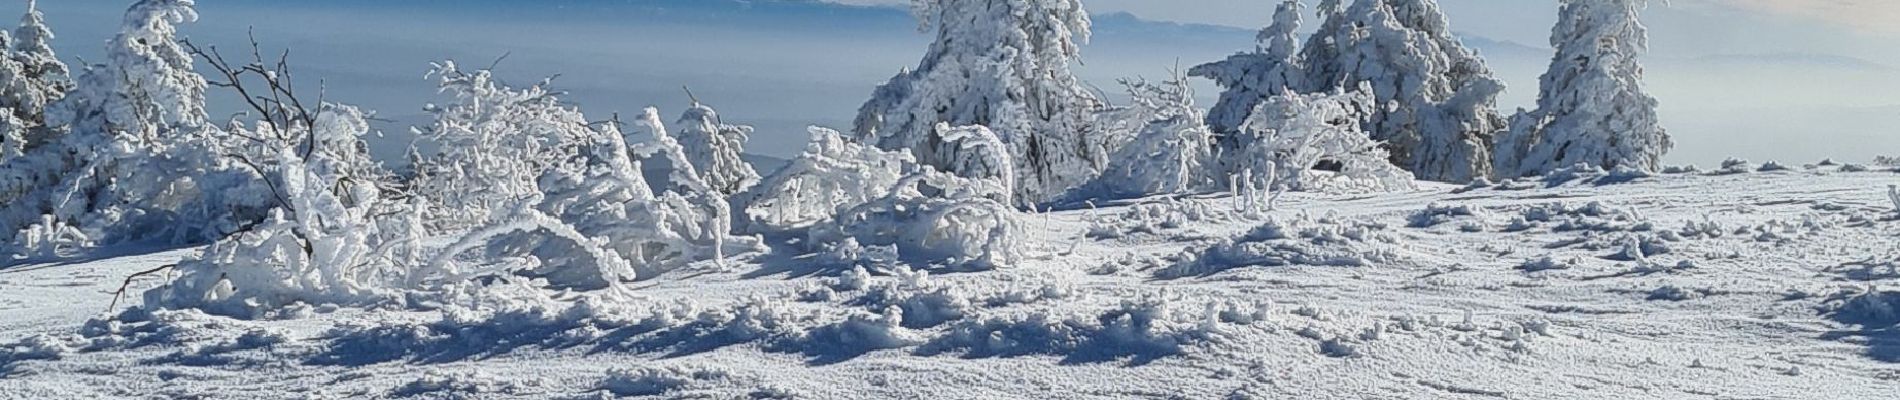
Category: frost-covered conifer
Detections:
[
  {"x1": 8, "y1": 0, "x2": 69, "y2": 126},
  {"x1": 675, "y1": 101, "x2": 761, "y2": 196},
  {"x1": 854, "y1": 0, "x2": 1106, "y2": 206},
  {"x1": 1300, "y1": 0, "x2": 1507, "y2": 183},
  {"x1": 3, "y1": 0, "x2": 269, "y2": 252},
  {"x1": 1492, "y1": 0, "x2": 1669, "y2": 177},
  {"x1": 1091, "y1": 75, "x2": 1216, "y2": 198},
  {"x1": 1189, "y1": 0, "x2": 1306, "y2": 135},
  {"x1": 1228, "y1": 86, "x2": 1414, "y2": 204}
]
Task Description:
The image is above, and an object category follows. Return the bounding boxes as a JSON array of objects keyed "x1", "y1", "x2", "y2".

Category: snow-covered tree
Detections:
[
  {"x1": 1300, "y1": 0, "x2": 1507, "y2": 183},
  {"x1": 0, "y1": 0, "x2": 68, "y2": 166},
  {"x1": 409, "y1": 61, "x2": 593, "y2": 230},
  {"x1": 1090, "y1": 75, "x2": 1216, "y2": 199},
  {"x1": 2, "y1": 0, "x2": 272, "y2": 253},
  {"x1": 8, "y1": 0, "x2": 69, "y2": 126},
  {"x1": 1227, "y1": 86, "x2": 1414, "y2": 210},
  {"x1": 1492, "y1": 0, "x2": 1669, "y2": 177},
  {"x1": 1189, "y1": 0, "x2": 1306, "y2": 135},
  {"x1": 674, "y1": 100, "x2": 761, "y2": 196},
  {"x1": 853, "y1": 0, "x2": 1106, "y2": 206}
]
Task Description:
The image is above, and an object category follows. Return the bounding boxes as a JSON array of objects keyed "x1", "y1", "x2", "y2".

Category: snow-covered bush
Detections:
[
  {"x1": 854, "y1": 0, "x2": 1107, "y2": 206},
  {"x1": 1494, "y1": 0, "x2": 1668, "y2": 177},
  {"x1": 465, "y1": 111, "x2": 752, "y2": 290},
  {"x1": 1190, "y1": 0, "x2": 1306, "y2": 135},
  {"x1": 1299, "y1": 0, "x2": 1507, "y2": 183},
  {"x1": 145, "y1": 105, "x2": 426, "y2": 318},
  {"x1": 408, "y1": 61, "x2": 593, "y2": 231},
  {"x1": 739, "y1": 127, "x2": 916, "y2": 233},
  {"x1": 1086, "y1": 75, "x2": 1216, "y2": 199},
  {"x1": 1223, "y1": 87, "x2": 1414, "y2": 211},
  {"x1": 742, "y1": 126, "x2": 1021, "y2": 271},
  {"x1": 1157, "y1": 215, "x2": 1399, "y2": 279},
  {"x1": 674, "y1": 101, "x2": 761, "y2": 196},
  {"x1": 808, "y1": 165, "x2": 1022, "y2": 271}
]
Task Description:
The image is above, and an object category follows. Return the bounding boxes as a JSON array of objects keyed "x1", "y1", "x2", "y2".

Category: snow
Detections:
[
  {"x1": 4, "y1": 165, "x2": 1899, "y2": 398},
  {"x1": 0, "y1": 1, "x2": 1895, "y2": 398}
]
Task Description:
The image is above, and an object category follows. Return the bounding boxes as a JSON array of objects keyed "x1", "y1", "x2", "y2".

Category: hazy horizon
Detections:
[{"x1": 13, "y1": 0, "x2": 1897, "y2": 167}]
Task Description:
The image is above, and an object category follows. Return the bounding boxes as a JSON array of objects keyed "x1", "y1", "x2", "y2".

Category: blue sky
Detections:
[{"x1": 14, "y1": 0, "x2": 1899, "y2": 166}]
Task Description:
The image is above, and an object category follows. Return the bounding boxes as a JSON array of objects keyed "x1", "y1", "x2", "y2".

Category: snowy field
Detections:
[{"x1": 4, "y1": 165, "x2": 1897, "y2": 399}]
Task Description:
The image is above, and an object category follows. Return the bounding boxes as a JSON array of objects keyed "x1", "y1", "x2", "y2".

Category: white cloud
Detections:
[{"x1": 1700, "y1": 0, "x2": 1900, "y2": 35}]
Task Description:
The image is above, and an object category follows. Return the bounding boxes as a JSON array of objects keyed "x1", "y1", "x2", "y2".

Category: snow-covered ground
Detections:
[{"x1": 3, "y1": 165, "x2": 1898, "y2": 399}]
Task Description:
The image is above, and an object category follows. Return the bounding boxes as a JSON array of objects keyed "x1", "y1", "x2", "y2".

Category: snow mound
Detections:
[
  {"x1": 918, "y1": 296, "x2": 1248, "y2": 364},
  {"x1": 1829, "y1": 289, "x2": 1900, "y2": 328},
  {"x1": 1157, "y1": 216, "x2": 1398, "y2": 279}
]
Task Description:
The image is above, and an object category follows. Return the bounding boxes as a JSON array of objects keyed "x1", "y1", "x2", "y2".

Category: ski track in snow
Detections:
[{"x1": 3, "y1": 168, "x2": 1899, "y2": 399}]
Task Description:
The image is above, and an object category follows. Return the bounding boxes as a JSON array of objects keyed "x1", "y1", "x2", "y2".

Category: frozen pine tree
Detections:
[
  {"x1": 9, "y1": 0, "x2": 69, "y2": 127},
  {"x1": 1189, "y1": 0, "x2": 1306, "y2": 135},
  {"x1": 1300, "y1": 0, "x2": 1507, "y2": 183},
  {"x1": 3, "y1": 0, "x2": 270, "y2": 251},
  {"x1": 1492, "y1": 0, "x2": 1669, "y2": 177},
  {"x1": 674, "y1": 100, "x2": 761, "y2": 196},
  {"x1": 853, "y1": 0, "x2": 1106, "y2": 207}
]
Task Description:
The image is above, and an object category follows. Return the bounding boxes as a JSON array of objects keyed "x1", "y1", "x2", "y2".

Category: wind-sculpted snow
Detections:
[
  {"x1": 1156, "y1": 216, "x2": 1400, "y2": 279},
  {"x1": 8, "y1": 166, "x2": 1900, "y2": 398}
]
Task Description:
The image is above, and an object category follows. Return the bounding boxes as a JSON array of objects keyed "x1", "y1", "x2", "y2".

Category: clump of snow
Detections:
[
  {"x1": 599, "y1": 365, "x2": 736, "y2": 397},
  {"x1": 1158, "y1": 215, "x2": 1398, "y2": 279},
  {"x1": 1647, "y1": 286, "x2": 1711, "y2": 302},
  {"x1": 1517, "y1": 256, "x2": 1578, "y2": 273},
  {"x1": 5, "y1": 214, "x2": 88, "y2": 260},
  {"x1": 393, "y1": 371, "x2": 538, "y2": 398},
  {"x1": 1408, "y1": 203, "x2": 1490, "y2": 229},
  {"x1": 1509, "y1": 201, "x2": 1648, "y2": 233},
  {"x1": 920, "y1": 295, "x2": 1238, "y2": 363},
  {"x1": 1827, "y1": 288, "x2": 1900, "y2": 328},
  {"x1": 1711, "y1": 158, "x2": 1754, "y2": 175},
  {"x1": 1088, "y1": 198, "x2": 1235, "y2": 240},
  {"x1": 847, "y1": 266, "x2": 971, "y2": 328}
]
